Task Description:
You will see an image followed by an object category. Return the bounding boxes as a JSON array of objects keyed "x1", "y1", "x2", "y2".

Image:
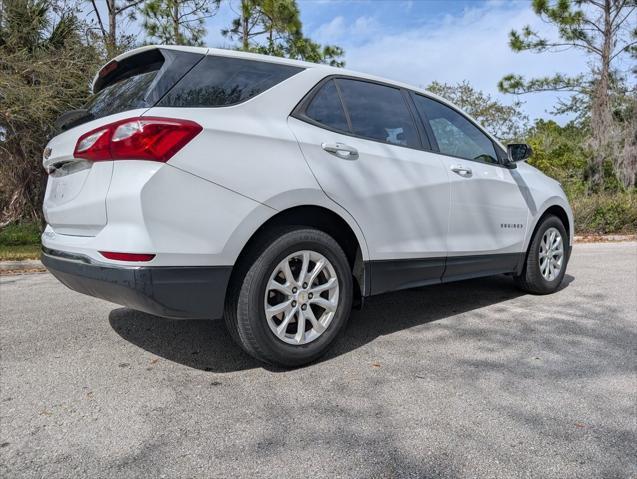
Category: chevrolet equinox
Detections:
[{"x1": 42, "y1": 46, "x2": 573, "y2": 366}]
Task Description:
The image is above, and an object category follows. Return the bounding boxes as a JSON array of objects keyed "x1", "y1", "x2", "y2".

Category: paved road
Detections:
[{"x1": 1, "y1": 242, "x2": 636, "y2": 478}]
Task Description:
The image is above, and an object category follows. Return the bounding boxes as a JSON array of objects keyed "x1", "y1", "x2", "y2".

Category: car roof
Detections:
[
  {"x1": 94, "y1": 45, "x2": 506, "y2": 150},
  {"x1": 96, "y1": 45, "x2": 441, "y2": 101}
]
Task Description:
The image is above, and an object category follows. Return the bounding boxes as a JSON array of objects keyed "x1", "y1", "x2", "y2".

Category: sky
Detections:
[
  {"x1": 197, "y1": 0, "x2": 597, "y2": 123},
  {"x1": 109, "y1": 0, "x2": 635, "y2": 124}
]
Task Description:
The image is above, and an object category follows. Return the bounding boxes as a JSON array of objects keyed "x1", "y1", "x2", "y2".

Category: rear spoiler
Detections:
[
  {"x1": 93, "y1": 48, "x2": 164, "y2": 94},
  {"x1": 91, "y1": 45, "x2": 209, "y2": 94}
]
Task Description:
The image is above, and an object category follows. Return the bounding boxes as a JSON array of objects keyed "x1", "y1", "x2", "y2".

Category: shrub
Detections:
[
  {"x1": 571, "y1": 192, "x2": 637, "y2": 234},
  {"x1": 0, "y1": 222, "x2": 41, "y2": 246}
]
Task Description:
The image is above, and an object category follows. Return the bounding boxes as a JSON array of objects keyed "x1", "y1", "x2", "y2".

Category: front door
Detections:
[{"x1": 411, "y1": 93, "x2": 529, "y2": 281}]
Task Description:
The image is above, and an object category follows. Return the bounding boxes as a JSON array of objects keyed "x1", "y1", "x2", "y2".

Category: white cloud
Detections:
[
  {"x1": 351, "y1": 16, "x2": 380, "y2": 37},
  {"x1": 314, "y1": 3, "x2": 591, "y2": 122},
  {"x1": 314, "y1": 15, "x2": 380, "y2": 44},
  {"x1": 314, "y1": 15, "x2": 347, "y2": 43}
]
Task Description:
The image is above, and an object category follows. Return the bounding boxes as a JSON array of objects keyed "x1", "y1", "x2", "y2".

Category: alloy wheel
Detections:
[
  {"x1": 264, "y1": 250, "x2": 340, "y2": 345},
  {"x1": 539, "y1": 227, "x2": 564, "y2": 281}
]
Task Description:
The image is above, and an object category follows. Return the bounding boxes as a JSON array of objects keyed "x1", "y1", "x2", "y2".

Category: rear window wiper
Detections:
[{"x1": 55, "y1": 109, "x2": 94, "y2": 131}]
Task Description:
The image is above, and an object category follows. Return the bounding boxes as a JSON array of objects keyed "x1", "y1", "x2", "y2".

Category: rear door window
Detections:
[
  {"x1": 305, "y1": 80, "x2": 349, "y2": 132},
  {"x1": 413, "y1": 94, "x2": 499, "y2": 164},
  {"x1": 335, "y1": 79, "x2": 419, "y2": 148},
  {"x1": 158, "y1": 56, "x2": 303, "y2": 107}
]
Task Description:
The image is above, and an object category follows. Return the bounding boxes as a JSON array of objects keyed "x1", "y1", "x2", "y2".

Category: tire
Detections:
[
  {"x1": 224, "y1": 227, "x2": 353, "y2": 367},
  {"x1": 514, "y1": 215, "x2": 569, "y2": 295}
]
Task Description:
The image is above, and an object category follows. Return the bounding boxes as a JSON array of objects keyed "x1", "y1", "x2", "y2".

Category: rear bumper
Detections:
[{"x1": 42, "y1": 248, "x2": 231, "y2": 319}]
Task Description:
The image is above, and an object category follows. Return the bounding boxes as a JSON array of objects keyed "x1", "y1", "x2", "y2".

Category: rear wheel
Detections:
[
  {"x1": 514, "y1": 215, "x2": 568, "y2": 294},
  {"x1": 224, "y1": 227, "x2": 353, "y2": 367}
]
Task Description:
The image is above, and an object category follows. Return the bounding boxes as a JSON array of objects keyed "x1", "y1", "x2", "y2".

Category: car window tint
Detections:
[
  {"x1": 413, "y1": 94, "x2": 498, "y2": 164},
  {"x1": 336, "y1": 79, "x2": 419, "y2": 148},
  {"x1": 83, "y1": 70, "x2": 159, "y2": 119},
  {"x1": 159, "y1": 56, "x2": 303, "y2": 107},
  {"x1": 305, "y1": 80, "x2": 349, "y2": 132}
]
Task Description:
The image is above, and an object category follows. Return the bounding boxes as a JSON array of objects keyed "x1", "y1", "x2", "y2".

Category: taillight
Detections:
[
  {"x1": 99, "y1": 251, "x2": 156, "y2": 262},
  {"x1": 73, "y1": 117, "x2": 202, "y2": 162}
]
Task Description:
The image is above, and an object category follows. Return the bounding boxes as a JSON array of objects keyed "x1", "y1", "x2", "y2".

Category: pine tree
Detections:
[
  {"x1": 142, "y1": 0, "x2": 219, "y2": 46},
  {"x1": 499, "y1": 0, "x2": 637, "y2": 187},
  {"x1": 222, "y1": 0, "x2": 344, "y2": 66}
]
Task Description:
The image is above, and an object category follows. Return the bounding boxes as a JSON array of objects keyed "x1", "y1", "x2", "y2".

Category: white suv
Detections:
[{"x1": 42, "y1": 46, "x2": 573, "y2": 366}]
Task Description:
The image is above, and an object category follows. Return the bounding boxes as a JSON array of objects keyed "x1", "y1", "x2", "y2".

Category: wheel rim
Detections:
[
  {"x1": 264, "y1": 250, "x2": 340, "y2": 345},
  {"x1": 539, "y1": 227, "x2": 564, "y2": 281}
]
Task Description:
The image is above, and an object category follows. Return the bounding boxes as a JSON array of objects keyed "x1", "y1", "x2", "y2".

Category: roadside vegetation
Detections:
[
  {"x1": 0, "y1": 222, "x2": 41, "y2": 260},
  {"x1": 0, "y1": 0, "x2": 635, "y2": 257},
  {"x1": 500, "y1": 0, "x2": 637, "y2": 235}
]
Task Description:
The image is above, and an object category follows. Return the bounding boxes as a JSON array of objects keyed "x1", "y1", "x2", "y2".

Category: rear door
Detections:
[
  {"x1": 411, "y1": 93, "x2": 529, "y2": 280},
  {"x1": 43, "y1": 48, "x2": 203, "y2": 236},
  {"x1": 289, "y1": 77, "x2": 451, "y2": 293}
]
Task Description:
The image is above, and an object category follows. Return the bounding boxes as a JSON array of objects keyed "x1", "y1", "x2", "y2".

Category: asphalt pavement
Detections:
[{"x1": 1, "y1": 242, "x2": 636, "y2": 478}]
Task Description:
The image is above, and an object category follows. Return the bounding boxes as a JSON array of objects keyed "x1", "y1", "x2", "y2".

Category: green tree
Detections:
[
  {"x1": 525, "y1": 119, "x2": 589, "y2": 194},
  {"x1": 86, "y1": 0, "x2": 143, "y2": 57},
  {"x1": 426, "y1": 81, "x2": 529, "y2": 141},
  {"x1": 223, "y1": 0, "x2": 344, "y2": 66},
  {"x1": 142, "y1": 0, "x2": 220, "y2": 46},
  {"x1": 499, "y1": 0, "x2": 637, "y2": 187},
  {"x1": 0, "y1": 0, "x2": 102, "y2": 226}
]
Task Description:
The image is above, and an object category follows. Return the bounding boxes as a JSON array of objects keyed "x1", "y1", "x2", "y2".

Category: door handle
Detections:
[
  {"x1": 321, "y1": 142, "x2": 359, "y2": 160},
  {"x1": 451, "y1": 165, "x2": 472, "y2": 177}
]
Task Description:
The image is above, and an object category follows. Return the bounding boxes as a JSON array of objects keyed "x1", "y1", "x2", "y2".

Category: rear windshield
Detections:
[
  {"x1": 79, "y1": 49, "x2": 202, "y2": 123},
  {"x1": 158, "y1": 56, "x2": 303, "y2": 108},
  {"x1": 83, "y1": 69, "x2": 160, "y2": 119}
]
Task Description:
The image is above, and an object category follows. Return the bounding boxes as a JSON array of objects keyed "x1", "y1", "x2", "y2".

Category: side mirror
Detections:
[{"x1": 506, "y1": 143, "x2": 533, "y2": 167}]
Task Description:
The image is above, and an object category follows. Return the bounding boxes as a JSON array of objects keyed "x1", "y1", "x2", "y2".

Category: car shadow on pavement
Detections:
[{"x1": 109, "y1": 273, "x2": 574, "y2": 373}]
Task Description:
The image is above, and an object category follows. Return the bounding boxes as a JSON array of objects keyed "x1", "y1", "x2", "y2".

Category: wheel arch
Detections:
[
  {"x1": 524, "y1": 201, "x2": 573, "y2": 257},
  {"x1": 542, "y1": 205, "x2": 571, "y2": 240},
  {"x1": 228, "y1": 204, "x2": 370, "y2": 305}
]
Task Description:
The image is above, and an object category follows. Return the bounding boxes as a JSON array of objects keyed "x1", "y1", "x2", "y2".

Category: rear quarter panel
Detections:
[
  {"x1": 146, "y1": 69, "x2": 328, "y2": 205},
  {"x1": 145, "y1": 68, "x2": 371, "y2": 262}
]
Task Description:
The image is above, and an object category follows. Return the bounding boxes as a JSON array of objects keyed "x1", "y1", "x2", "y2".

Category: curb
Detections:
[
  {"x1": 574, "y1": 234, "x2": 636, "y2": 243},
  {"x1": 0, "y1": 259, "x2": 45, "y2": 275}
]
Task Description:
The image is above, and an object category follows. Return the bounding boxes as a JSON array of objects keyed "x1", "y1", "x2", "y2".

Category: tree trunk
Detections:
[
  {"x1": 617, "y1": 101, "x2": 637, "y2": 188},
  {"x1": 107, "y1": 0, "x2": 117, "y2": 58},
  {"x1": 589, "y1": 0, "x2": 614, "y2": 187},
  {"x1": 173, "y1": 1, "x2": 180, "y2": 44},
  {"x1": 241, "y1": 0, "x2": 249, "y2": 50}
]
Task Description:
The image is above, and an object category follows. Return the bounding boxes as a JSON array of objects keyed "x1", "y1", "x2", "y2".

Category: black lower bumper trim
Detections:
[{"x1": 42, "y1": 250, "x2": 232, "y2": 319}]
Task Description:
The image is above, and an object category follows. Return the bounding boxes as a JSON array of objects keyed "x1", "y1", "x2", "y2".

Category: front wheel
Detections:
[
  {"x1": 514, "y1": 215, "x2": 569, "y2": 294},
  {"x1": 224, "y1": 227, "x2": 353, "y2": 367}
]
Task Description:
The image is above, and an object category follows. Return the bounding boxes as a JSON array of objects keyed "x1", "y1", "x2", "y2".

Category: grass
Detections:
[
  {"x1": 0, "y1": 221, "x2": 41, "y2": 246},
  {"x1": 0, "y1": 244, "x2": 41, "y2": 261},
  {"x1": 0, "y1": 222, "x2": 41, "y2": 261}
]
